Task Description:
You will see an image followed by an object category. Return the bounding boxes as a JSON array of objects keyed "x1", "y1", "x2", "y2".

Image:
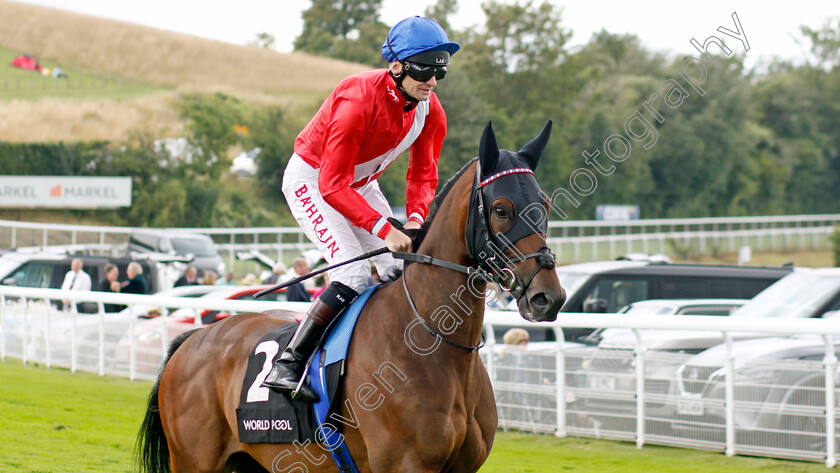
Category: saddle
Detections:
[{"x1": 236, "y1": 285, "x2": 378, "y2": 444}]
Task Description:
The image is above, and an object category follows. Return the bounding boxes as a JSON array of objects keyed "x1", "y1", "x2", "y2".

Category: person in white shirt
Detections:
[{"x1": 61, "y1": 258, "x2": 92, "y2": 309}]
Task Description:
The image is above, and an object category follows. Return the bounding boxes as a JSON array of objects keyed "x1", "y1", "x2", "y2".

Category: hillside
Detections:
[{"x1": 0, "y1": 0, "x2": 368, "y2": 142}]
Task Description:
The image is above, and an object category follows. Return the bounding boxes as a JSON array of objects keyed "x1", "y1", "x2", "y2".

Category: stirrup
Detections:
[{"x1": 290, "y1": 329, "x2": 327, "y2": 401}]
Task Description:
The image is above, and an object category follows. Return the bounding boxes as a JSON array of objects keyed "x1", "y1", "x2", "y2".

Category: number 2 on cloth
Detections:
[{"x1": 246, "y1": 341, "x2": 280, "y2": 403}]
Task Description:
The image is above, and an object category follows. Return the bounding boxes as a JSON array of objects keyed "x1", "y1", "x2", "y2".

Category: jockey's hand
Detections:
[
  {"x1": 404, "y1": 220, "x2": 422, "y2": 230},
  {"x1": 384, "y1": 226, "x2": 413, "y2": 253}
]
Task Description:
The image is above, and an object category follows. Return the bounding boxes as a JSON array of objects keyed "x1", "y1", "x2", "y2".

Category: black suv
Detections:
[
  {"x1": 0, "y1": 252, "x2": 161, "y2": 294},
  {"x1": 498, "y1": 260, "x2": 793, "y2": 342}
]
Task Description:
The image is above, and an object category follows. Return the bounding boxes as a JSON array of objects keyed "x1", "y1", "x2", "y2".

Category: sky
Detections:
[{"x1": 9, "y1": 0, "x2": 837, "y2": 68}]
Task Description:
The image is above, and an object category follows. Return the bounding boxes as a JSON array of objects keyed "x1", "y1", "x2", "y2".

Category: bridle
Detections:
[
  {"x1": 399, "y1": 161, "x2": 556, "y2": 352},
  {"x1": 465, "y1": 161, "x2": 556, "y2": 303}
]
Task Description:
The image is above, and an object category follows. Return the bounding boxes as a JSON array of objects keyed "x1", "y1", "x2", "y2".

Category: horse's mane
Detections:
[{"x1": 411, "y1": 157, "x2": 478, "y2": 251}]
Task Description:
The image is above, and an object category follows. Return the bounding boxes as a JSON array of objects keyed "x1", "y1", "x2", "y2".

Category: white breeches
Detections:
[{"x1": 282, "y1": 154, "x2": 399, "y2": 293}]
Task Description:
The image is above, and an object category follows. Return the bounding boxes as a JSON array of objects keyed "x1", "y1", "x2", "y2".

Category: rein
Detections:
[
  {"x1": 401, "y1": 273, "x2": 486, "y2": 352},
  {"x1": 256, "y1": 162, "x2": 556, "y2": 352}
]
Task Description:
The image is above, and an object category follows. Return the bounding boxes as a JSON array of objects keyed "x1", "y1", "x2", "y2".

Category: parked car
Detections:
[
  {"x1": 167, "y1": 284, "x2": 315, "y2": 324},
  {"x1": 112, "y1": 285, "x2": 312, "y2": 373},
  {"x1": 674, "y1": 334, "x2": 840, "y2": 454},
  {"x1": 503, "y1": 260, "x2": 791, "y2": 342},
  {"x1": 14, "y1": 284, "x2": 227, "y2": 369},
  {"x1": 576, "y1": 268, "x2": 840, "y2": 436},
  {"x1": 577, "y1": 299, "x2": 748, "y2": 426},
  {"x1": 117, "y1": 284, "x2": 226, "y2": 318},
  {"x1": 0, "y1": 251, "x2": 163, "y2": 295},
  {"x1": 128, "y1": 229, "x2": 225, "y2": 278},
  {"x1": 585, "y1": 298, "x2": 748, "y2": 346}
]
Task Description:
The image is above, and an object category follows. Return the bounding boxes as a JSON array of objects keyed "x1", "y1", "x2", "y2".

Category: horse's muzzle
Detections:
[{"x1": 520, "y1": 285, "x2": 565, "y2": 322}]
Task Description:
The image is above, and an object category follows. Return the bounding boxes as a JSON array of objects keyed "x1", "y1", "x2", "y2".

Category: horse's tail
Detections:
[{"x1": 136, "y1": 328, "x2": 200, "y2": 473}]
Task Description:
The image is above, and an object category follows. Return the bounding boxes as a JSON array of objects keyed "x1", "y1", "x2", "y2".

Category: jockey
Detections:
[{"x1": 263, "y1": 16, "x2": 460, "y2": 401}]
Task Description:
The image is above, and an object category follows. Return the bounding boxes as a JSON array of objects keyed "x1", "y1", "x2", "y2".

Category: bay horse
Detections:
[{"x1": 138, "y1": 121, "x2": 566, "y2": 473}]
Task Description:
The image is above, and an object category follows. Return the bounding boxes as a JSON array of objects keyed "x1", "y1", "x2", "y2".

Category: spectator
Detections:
[
  {"x1": 174, "y1": 266, "x2": 198, "y2": 287},
  {"x1": 61, "y1": 258, "x2": 92, "y2": 292},
  {"x1": 61, "y1": 258, "x2": 92, "y2": 310},
  {"x1": 202, "y1": 271, "x2": 218, "y2": 285},
  {"x1": 122, "y1": 262, "x2": 147, "y2": 295},
  {"x1": 262, "y1": 263, "x2": 288, "y2": 285},
  {"x1": 312, "y1": 273, "x2": 329, "y2": 299},
  {"x1": 498, "y1": 328, "x2": 536, "y2": 428},
  {"x1": 98, "y1": 263, "x2": 124, "y2": 312},
  {"x1": 216, "y1": 272, "x2": 236, "y2": 286},
  {"x1": 285, "y1": 257, "x2": 311, "y2": 302},
  {"x1": 241, "y1": 273, "x2": 260, "y2": 286},
  {"x1": 503, "y1": 328, "x2": 529, "y2": 348},
  {"x1": 500, "y1": 329, "x2": 531, "y2": 382}
]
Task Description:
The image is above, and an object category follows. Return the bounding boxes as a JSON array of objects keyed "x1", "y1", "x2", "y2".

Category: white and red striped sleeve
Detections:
[
  {"x1": 405, "y1": 93, "x2": 444, "y2": 225},
  {"x1": 317, "y1": 88, "x2": 391, "y2": 238}
]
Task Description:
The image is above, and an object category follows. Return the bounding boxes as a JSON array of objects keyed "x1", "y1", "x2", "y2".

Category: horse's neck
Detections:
[
  {"x1": 402, "y1": 252, "x2": 487, "y2": 351},
  {"x1": 404, "y1": 170, "x2": 487, "y2": 350}
]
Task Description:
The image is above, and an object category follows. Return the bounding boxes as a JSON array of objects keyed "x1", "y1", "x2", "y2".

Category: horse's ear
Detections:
[
  {"x1": 479, "y1": 121, "x2": 499, "y2": 177},
  {"x1": 517, "y1": 120, "x2": 553, "y2": 171}
]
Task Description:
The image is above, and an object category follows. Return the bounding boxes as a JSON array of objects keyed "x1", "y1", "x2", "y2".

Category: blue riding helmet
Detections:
[{"x1": 381, "y1": 16, "x2": 460, "y2": 66}]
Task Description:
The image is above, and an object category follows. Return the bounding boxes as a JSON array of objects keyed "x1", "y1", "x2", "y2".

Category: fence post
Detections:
[
  {"x1": 823, "y1": 335, "x2": 837, "y2": 468},
  {"x1": 98, "y1": 313, "x2": 105, "y2": 376},
  {"x1": 484, "y1": 324, "x2": 496, "y2": 384},
  {"x1": 1, "y1": 295, "x2": 6, "y2": 361},
  {"x1": 44, "y1": 297, "x2": 51, "y2": 369},
  {"x1": 229, "y1": 233, "x2": 235, "y2": 277},
  {"x1": 71, "y1": 306, "x2": 77, "y2": 373},
  {"x1": 22, "y1": 297, "x2": 28, "y2": 366},
  {"x1": 724, "y1": 332, "x2": 736, "y2": 457},
  {"x1": 634, "y1": 329, "x2": 646, "y2": 449},
  {"x1": 129, "y1": 308, "x2": 136, "y2": 382},
  {"x1": 254, "y1": 233, "x2": 260, "y2": 274},
  {"x1": 161, "y1": 309, "x2": 171, "y2": 363},
  {"x1": 555, "y1": 327, "x2": 567, "y2": 438}
]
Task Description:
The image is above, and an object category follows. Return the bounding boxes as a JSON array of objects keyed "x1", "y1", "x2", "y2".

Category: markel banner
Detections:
[{"x1": 0, "y1": 176, "x2": 132, "y2": 208}]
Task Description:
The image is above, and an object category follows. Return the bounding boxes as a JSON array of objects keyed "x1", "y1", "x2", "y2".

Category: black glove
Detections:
[{"x1": 387, "y1": 217, "x2": 420, "y2": 239}]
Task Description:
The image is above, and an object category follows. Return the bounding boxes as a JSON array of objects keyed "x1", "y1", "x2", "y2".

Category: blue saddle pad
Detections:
[
  {"x1": 321, "y1": 284, "x2": 378, "y2": 367},
  {"x1": 307, "y1": 284, "x2": 378, "y2": 473}
]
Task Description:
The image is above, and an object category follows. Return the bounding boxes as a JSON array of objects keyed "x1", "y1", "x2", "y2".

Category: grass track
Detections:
[{"x1": 0, "y1": 359, "x2": 830, "y2": 472}]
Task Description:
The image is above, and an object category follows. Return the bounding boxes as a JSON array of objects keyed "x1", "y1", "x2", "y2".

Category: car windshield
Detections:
[
  {"x1": 171, "y1": 237, "x2": 217, "y2": 257},
  {"x1": 0, "y1": 258, "x2": 22, "y2": 280},
  {"x1": 731, "y1": 272, "x2": 840, "y2": 318},
  {"x1": 555, "y1": 271, "x2": 589, "y2": 300}
]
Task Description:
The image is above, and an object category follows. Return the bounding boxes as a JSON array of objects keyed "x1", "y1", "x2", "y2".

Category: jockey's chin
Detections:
[{"x1": 401, "y1": 76, "x2": 436, "y2": 102}]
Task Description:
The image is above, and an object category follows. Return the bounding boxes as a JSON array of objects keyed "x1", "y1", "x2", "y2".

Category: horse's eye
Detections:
[{"x1": 494, "y1": 206, "x2": 509, "y2": 219}]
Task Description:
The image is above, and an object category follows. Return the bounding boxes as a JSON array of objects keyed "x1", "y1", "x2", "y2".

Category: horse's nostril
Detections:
[{"x1": 529, "y1": 292, "x2": 550, "y2": 310}]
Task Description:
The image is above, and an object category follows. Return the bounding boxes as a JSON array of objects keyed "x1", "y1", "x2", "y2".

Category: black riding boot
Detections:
[{"x1": 262, "y1": 282, "x2": 358, "y2": 402}]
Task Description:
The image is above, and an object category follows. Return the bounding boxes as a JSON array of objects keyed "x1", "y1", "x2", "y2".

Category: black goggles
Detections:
[{"x1": 403, "y1": 61, "x2": 447, "y2": 82}]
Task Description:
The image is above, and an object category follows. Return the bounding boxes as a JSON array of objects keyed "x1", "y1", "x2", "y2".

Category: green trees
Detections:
[{"x1": 294, "y1": 0, "x2": 389, "y2": 66}]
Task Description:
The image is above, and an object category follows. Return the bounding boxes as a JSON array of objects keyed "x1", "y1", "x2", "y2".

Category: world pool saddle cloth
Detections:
[{"x1": 235, "y1": 285, "x2": 377, "y2": 444}]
